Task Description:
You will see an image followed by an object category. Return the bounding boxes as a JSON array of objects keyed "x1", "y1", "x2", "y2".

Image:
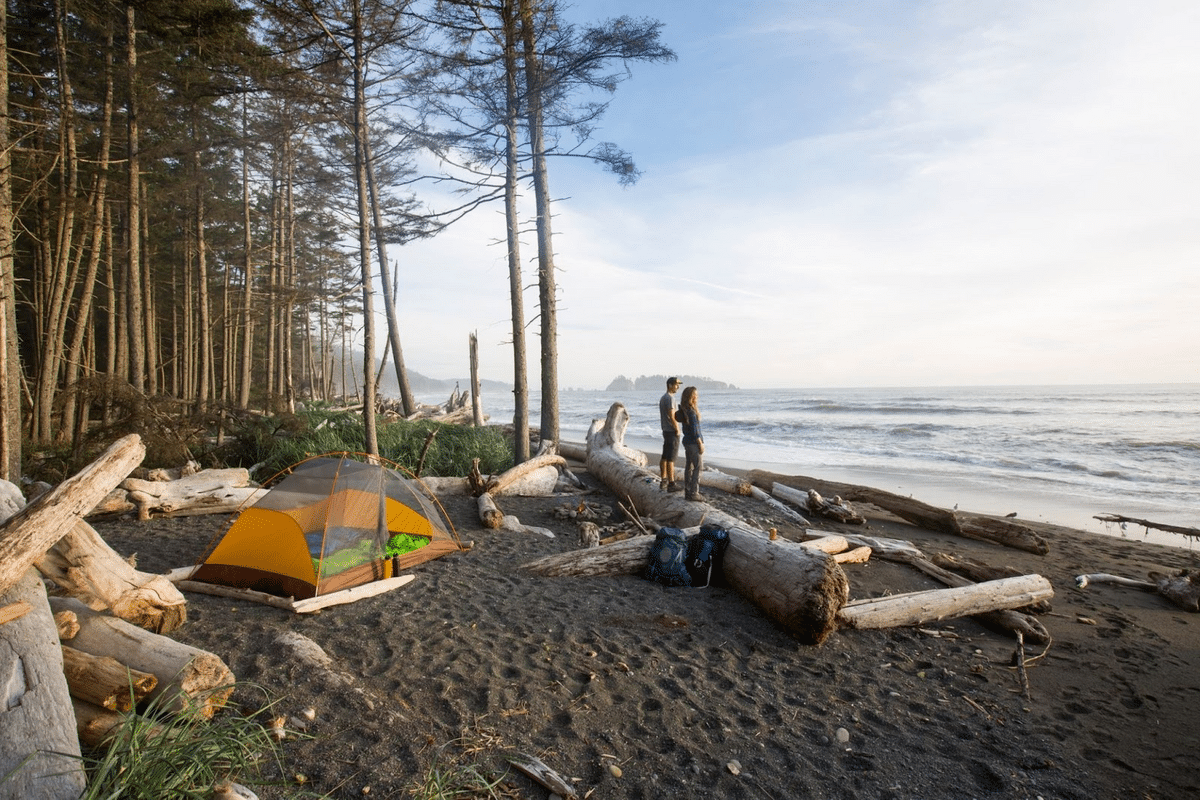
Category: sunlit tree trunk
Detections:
[
  {"x1": 61, "y1": 21, "x2": 115, "y2": 443},
  {"x1": 238, "y1": 95, "x2": 254, "y2": 409},
  {"x1": 194, "y1": 146, "x2": 211, "y2": 410},
  {"x1": 503, "y1": 0, "x2": 530, "y2": 463},
  {"x1": 351, "y1": 0, "x2": 378, "y2": 455},
  {"x1": 520, "y1": 0, "x2": 559, "y2": 446},
  {"x1": 366, "y1": 138, "x2": 415, "y2": 417},
  {"x1": 125, "y1": 3, "x2": 146, "y2": 394},
  {"x1": 0, "y1": 0, "x2": 20, "y2": 480}
]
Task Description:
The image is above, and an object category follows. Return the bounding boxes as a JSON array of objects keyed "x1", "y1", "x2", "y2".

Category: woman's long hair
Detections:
[{"x1": 681, "y1": 386, "x2": 700, "y2": 419}]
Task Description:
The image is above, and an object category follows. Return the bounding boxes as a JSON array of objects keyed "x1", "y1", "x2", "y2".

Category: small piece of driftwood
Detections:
[
  {"x1": 507, "y1": 753, "x2": 578, "y2": 799},
  {"x1": 1093, "y1": 514, "x2": 1200, "y2": 541}
]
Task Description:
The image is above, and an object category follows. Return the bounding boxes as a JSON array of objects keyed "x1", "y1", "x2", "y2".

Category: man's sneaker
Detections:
[
  {"x1": 668, "y1": 481, "x2": 683, "y2": 493},
  {"x1": 659, "y1": 479, "x2": 668, "y2": 492}
]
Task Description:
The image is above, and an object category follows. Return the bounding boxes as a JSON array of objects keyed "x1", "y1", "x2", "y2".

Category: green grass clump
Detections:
[
  {"x1": 407, "y1": 743, "x2": 508, "y2": 800},
  {"x1": 224, "y1": 411, "x2": 513, "y2": 482},
  {"x1": 79, "y1": 689, "x2": 289, "y2": 800}
]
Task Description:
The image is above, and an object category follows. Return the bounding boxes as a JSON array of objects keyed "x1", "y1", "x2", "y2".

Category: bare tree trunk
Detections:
[
  {"x1": 61, "y1": 22, "x2": 114, "y2": 442},
  {"x1": 238, "y1": 93, "x2": 254, "y2": 409},
  {"x1": 503, "y1": 1, "x2": 530, "y2": 463},
  {"x1": 352, "y1": 1, "x2": 378, "y2": 456},
  {"x1": 126, "y1": 3, "x2": 145, "y2": 393},
  {"x1": 520, "y1": 0, "x2": 559, "y2": 447},
  {"x1": 365, "y1": 136, "x2": 415, "y2": 417},
  {"x1": 194, "y1": 147, "x2": 211, "y2": 410},
  {"x1": 0, "y1": 0, "x2": 21, "y2": 481}
]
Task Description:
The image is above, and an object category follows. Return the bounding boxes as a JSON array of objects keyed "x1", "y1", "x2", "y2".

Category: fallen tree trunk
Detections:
[
  {"x1": 697, "y1": 470, "x2": 753, "y2": 496},
  {"x1": 585, "y1": 403, "x2": 848, "y2": 645},
  {"x1": 524, "y1": 534, "x2": 655, "y2": 577},
  {"x1": 0, "y1": 569, "x2": 87, "y2": 798},
  {"x1": 121, "y1": 467, "x2": 258, "y2": 520},
  {"x1": 486, "y1": 453, "x2": 566, "y2": 496},
  {"x1": 898, "y1": 554, "x2": 1051, "y2": 643},
  {"x1": 49, "y1": 597, "x2": 234, "y2": 718},
  {"x1": 957, "y1": 515, "x2": 1049, "y2": 555},
  {"x1": 1093, "y1": 514, "x2": 1200, "y2": 541},
  {"x1": 35, "y1": 519, "x2": 188, "y2": 633},
  {"x1": 0, "y1": 434, "x2": 145, "y2": 595},
  {"x1": 1075, "y1": 569, "x2": 1200, "y2": 612},
  {"x1": 763, "y1": 473, "x2": 1049, "y2": 554},
  {"x1": 61, "y1": 645, "x2": 158, "y2": 711},
  {"x1": 838, "y1": 575, "x2": 1054, "y2": 630}
]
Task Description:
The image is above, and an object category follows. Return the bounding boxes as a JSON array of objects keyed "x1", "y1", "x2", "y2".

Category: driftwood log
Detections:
[
  {"x1": 1075, "y1": 569, "x2": 1200, "y2": 612},
  {"x1": 758, "y1": 473, "x2": 1049, "y2": 555},
  {"x1": 833, "y1": 530, "x2": 1051, "y2": 642},
  {"x1": 35, "y1": 519, "x2": 188, "y2": 633},
  {"x1": 485, "y1": 452, "x2": 565, "y2": 496},
  {"x1": 0, "y1": 434, "x2": 146, "y2": 595},
  {"x1": 838, "y1": 575, "x2": 1054, "y2": 630},
  {"x1": 61, "y1": 645, "x2": 158, "y2": 711},
  {"x1": 50, "y1": 596, "x2": 234, "y2": 718},
  {"x1": 0, "y1": 435, "x2": 145, "y2": 798},
  {"x1": 582, "y1": 403, "x2": 849, "y2": 645},
  {"x1": 1093, "y1": 514, "x2": 1200, "y2": 541},
  {"x1": 121, "y1": 468, "x2": 261, "y2": 520},
  {"x1": 0, "y1": 569, "x2": 88, "y2": 798}
]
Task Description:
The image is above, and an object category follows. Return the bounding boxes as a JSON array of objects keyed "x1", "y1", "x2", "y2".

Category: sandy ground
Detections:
[{"x1": 91, "y1": 461, "x2": 1200, "y2": 800}]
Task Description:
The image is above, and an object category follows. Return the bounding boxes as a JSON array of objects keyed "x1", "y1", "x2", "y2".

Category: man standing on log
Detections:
[{"x1": 659, "y1": 377, "x2": 682, "y2": 492}]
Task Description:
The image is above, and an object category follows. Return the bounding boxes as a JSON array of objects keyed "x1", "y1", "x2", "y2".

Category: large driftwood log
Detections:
[
  {"x1": 122, "y1": 469, "x2": 261, "y2": 520},
  {"x1": 697, "y1": 470, "x2": 754, "y2": 496},
  {"x1": 584, "y1": 403, "x2": 848, "y2": 645},
  {"x1": 761, "y1": 473, "x2": 1050, "y2": 555},
  {"x1": 61, "y1": 644, "x2": 158, "y2": 711},
  {"x1": 838, "y1": 575, "x2": 1054, "y2": 630},
  {"x1": 0, "y1": 434, "x2": 145, "y2": 595},
  {"x1": 0, "y1": 569, "x2": 87, "y2": 798},
  {"x1": 486, "y1": 453, "x2": 566, "y2": 496},
  {"x1": 1075, "y1": 569, "x2": 1200, "y2": 612},
  {"x1": 49, "y1": 597, "x2": 234, "y2": 718},
  {"x1": 1093, "y1": 513, "x2": 1200, "y2": 541},
  {"x1": 35, "y1": 519, "x2": 188, "y2": 633},
  {"x1": 834, "y1": 531, "x2": 1050, "y2": 642},
  {"x1": 957, "y1": 515, "x2": 1049, "y2": 555},
  {"x1": 524, "y1": 534, "x2": 656, "y2": 577}
]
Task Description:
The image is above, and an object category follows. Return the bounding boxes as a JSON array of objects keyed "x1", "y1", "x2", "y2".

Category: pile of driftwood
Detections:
[
  {"x1": 523, "y1": 403, "x2": 1059, "y2": 647},
  {"x1": 0, "y1": 435, "x2": 236, "y2": 799}
]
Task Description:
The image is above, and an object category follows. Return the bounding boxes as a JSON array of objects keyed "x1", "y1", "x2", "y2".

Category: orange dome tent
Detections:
[{"x1": 190, "y1": 455, "x2": 461, "y2": 602}]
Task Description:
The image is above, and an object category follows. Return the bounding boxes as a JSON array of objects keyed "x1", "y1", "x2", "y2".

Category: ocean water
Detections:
[{"x1": 452, "y1": 384, "x2": 1199, "y2": 547}]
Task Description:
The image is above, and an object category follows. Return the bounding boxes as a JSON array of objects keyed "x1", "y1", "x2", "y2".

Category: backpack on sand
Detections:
[
  {"x1": 645, "y1": 527, "x2": 692, "y2": 587},
  {"x1": 685, "y1": 524, "x2": 730, "y2": 588}
]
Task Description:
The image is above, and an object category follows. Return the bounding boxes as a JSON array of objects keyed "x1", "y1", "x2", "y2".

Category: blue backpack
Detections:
[
  {"x1": 686, "y1": 524, "x2": 730, "y2": 588},
  {"x1": 645, "y1": 527, "x2": 692, "y2": 587}
]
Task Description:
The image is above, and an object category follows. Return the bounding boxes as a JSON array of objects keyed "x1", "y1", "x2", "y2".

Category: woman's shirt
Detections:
[{"x1": 681, "y1": 407, "x2": 703, "y2": 446}]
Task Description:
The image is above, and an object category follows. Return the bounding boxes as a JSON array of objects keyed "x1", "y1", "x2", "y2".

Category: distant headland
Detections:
[{"x1": 605, "y1": 374, "x2": 738, "y2": 391}]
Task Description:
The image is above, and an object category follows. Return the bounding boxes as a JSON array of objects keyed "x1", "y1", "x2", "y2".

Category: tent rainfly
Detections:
[{"x1": 190, "y1": 456, "x2": 461, "y2": 600}]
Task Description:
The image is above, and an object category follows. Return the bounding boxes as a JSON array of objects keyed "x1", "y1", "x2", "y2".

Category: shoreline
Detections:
[{"x1": 591, "y1": 433, "x2": 1196, "y2": 551}]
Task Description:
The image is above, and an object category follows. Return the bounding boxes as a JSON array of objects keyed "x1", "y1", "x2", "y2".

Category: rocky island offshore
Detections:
[{"x1": 605, "y1": 374, "x2": 738, "y2": 391}]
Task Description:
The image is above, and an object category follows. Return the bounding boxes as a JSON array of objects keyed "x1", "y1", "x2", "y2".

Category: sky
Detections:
[{"x1": 391, "y1": 0, "x2": 1200, "y2": 391}]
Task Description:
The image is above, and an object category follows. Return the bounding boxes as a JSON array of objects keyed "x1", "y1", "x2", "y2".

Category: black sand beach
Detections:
[{"x1": 93, "y1": 463, "x2": 1200, "y2": 800}]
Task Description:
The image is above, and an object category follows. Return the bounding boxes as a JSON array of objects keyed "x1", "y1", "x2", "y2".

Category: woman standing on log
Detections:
[{"x1": 678, "y1": 386, "x2": 705, "y2": 501}]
